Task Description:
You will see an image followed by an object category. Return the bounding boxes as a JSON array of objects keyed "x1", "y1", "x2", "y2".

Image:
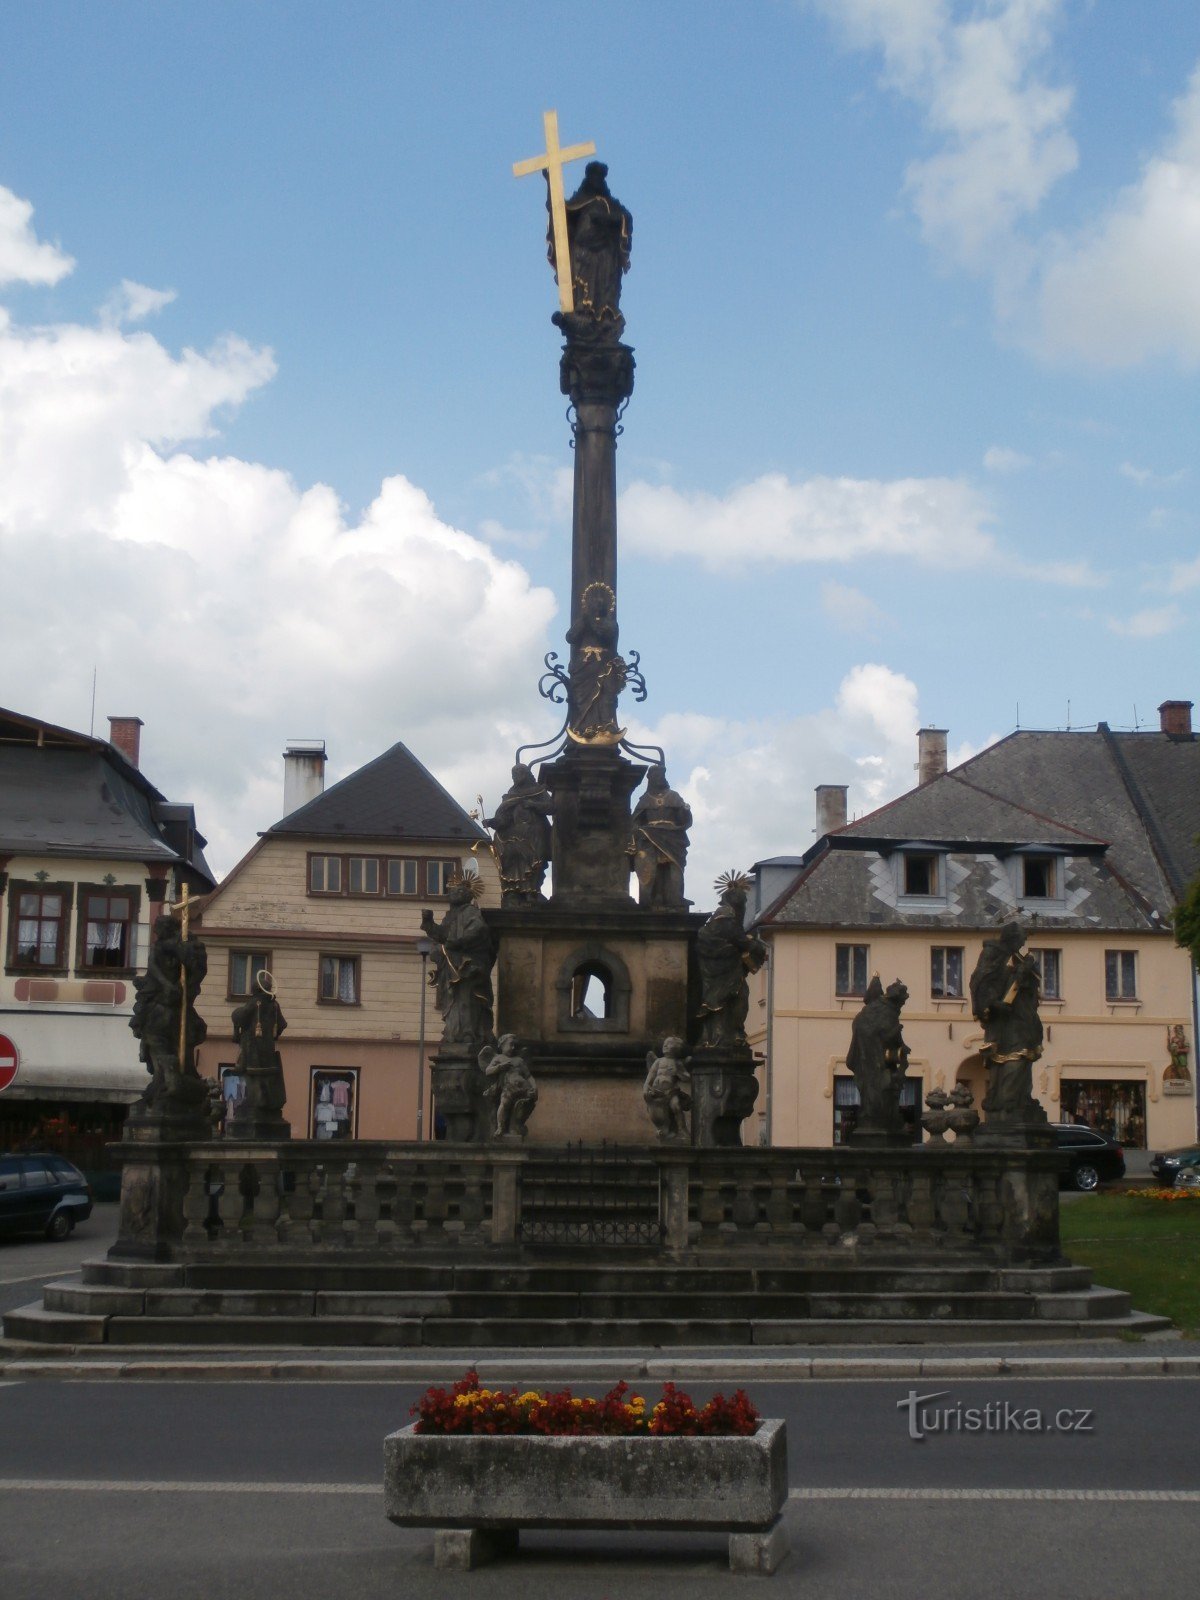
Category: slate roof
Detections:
[
  {"x1": 0, "y1": 707, "x2": 215, "y2": 885},
  {"x1": 266, "y1": 741, "x2": 487, "y2": 844},
  {"x1": 758, "y1": 722, "x2": 1198, "y2": 934}
]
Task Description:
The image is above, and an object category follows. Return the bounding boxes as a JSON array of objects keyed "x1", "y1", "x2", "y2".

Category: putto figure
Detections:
[
  {"x1": 479, "y1": 1034, "x2": 538, "y2": 1139},
  {"x1": 485, "y1": 763, "x2": 553, "y2": 906},
  {"x1": 845, "y1": 976, "x2": 911, "y2": 1143},
  {"x1": 129, "y1": 912, "x2": 209, "y2": 1114},
  {"x1": 549, "y1": 160, "x2": 632, "y2": 327},
  {"x1": 421, "y1": 872, "x2": 496, "y2": 1047},
  {"x1": 696, "y1": 872, "x2": 767, "y2": 1048},
  {"x1": 566, "y1": 581, "x2": 627, "y2": 742},
  {"x1": 643, "y1": 1036, "x2": 692, "y2": 1143},
  {"x1": 969, "y1": 920, "x2": 1046, "y2": 1127},
  {"x1": 631, "y1": 766, "x2": 693, "y2": 909}
]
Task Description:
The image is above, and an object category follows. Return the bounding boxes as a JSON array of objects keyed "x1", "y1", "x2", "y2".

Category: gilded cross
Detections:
[
  {"x1": 513, "y1": 109, "x2": 596, "y2": 315},
  {"x1": 170, "y1": 880, "x2": 191, "y2": 938}
]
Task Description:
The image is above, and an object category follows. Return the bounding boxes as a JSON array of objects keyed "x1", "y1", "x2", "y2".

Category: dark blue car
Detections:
[{"x1": 0, "y1": 1153, "x2": 93, "y2": 1241}]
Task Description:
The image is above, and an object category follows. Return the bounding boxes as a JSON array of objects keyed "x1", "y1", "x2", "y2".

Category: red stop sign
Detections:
[{"x1": 0, "y1": 1034, "x2": 19, "y2": 1092}]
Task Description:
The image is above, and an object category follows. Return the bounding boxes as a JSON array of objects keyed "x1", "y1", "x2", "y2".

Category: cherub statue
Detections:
[
  {"x1": 643, "y1": 1036, "x2": 692, "y2": 1143},
  {"x1": 479, "y1": 1033, "x2": 538, "y2": 1139}
]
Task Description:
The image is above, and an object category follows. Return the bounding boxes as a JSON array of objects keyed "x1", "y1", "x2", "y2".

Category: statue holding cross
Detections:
[{"x1": 129, "y1": 883, "x2": 210, "y2": 1121}]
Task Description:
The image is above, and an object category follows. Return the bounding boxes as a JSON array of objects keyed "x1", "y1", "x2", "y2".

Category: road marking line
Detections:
[
  {"x1": 0, "y1": 1270, "x2": 80, "y2": 1287},
  {"x1": 788, "y1": 1488, "x2": 1200, "y2": 1502}
]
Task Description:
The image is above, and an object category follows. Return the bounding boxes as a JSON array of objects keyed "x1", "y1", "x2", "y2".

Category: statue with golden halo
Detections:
[
  {"x1": 421, "y1": 869, "x2": 496, "y2": 1047},
  {"x1": 696, "y1": 871, "x2": 767, "y2": 1048},
  {"x1": 565, "y1": 580, "x2": 627, "y2": 743}
]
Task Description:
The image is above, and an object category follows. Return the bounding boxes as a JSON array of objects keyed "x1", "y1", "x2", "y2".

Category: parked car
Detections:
[
  {"x1": 0, "y1": 1153, "x2": 93, "y2": 1241},
  {"x1": 1149, "y1": 1146, "x2": 1200, "y2": 1188},
  {"x1": 1050, "y1": 1124, "x2": 1126, "y2": 1191}
]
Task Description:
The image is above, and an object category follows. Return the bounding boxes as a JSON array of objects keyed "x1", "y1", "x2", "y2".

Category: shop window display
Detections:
[
  {"x1": 1060, "y1": 1078, "x2": 1146, "y2": 1149},
  {"x1": 310, "y1": 1068, "x2": 358, "y2": 1140},
  {"x1": 833, "y1": 1075, "x2": 922, "y2": 1145}
]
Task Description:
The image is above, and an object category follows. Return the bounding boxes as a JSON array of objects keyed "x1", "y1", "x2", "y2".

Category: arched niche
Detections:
[{"x1": 555, "y1": 942, "x2": 632, "y2": 1034}]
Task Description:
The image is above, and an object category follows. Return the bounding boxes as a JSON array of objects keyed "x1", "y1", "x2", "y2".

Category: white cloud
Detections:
[
  {"x1": 621, "y1": 471, "x2": 997, "y2": 571},
  {"x1": 983, "y1": 444, "x2": 1031, "y2": 473},
  {"x1": 101, "y1": 279, "x2": 178, "y2": 328},
  {"x1": 1105, "y1": 605, "x2": 1183, "y2": 639},
  {"x1": 0, "y1": 274, "x2": 556, "y2": 878},
  {"x1": 0, "y1": 186, "x2": 74, "y2": 286},
  {"x1": 820, "y1": 580, "x2": 888, "y2": 636},
  {"x1": 629, "y1": 664, "x2": 922, "y2": 903},
  {"x1": 817, "y1": 0, "x2": 1076, "y2": 271},
  {"x1": 1166, "y1": 553, "x2": 1200, "y2": 594},
  {"x1": 1036, "y1": 66, "x2": 1200, "y2": 365},
  {"x1": 1119, "y1": 461, "x2": 1188, "y2": 490}
]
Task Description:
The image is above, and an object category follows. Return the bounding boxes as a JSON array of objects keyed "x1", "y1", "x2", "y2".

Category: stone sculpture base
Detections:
[
  {"x1": 431, "y1": 1044, "x2": 489, "y2": 1143},
  {"x1": 226, "y1": 1113, "x2": 291, "y2": 1143},
  {"x1": 688, "y1": 1045, "x2": 761, "y2": 1147}
]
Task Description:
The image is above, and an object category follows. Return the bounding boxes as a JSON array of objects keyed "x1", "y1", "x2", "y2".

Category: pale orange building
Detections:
[
  {"x1": 193, "y1": 740, "x2": 498, "y2": 1140},
  {"x1": 750, "y1": 705, "x2": 1199, "y2": 1154}
]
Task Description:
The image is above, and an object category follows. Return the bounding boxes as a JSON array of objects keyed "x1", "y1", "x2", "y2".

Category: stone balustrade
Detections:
[{"x1": 111, "y1": 1138, "x2": 1062, "y2": 1265}]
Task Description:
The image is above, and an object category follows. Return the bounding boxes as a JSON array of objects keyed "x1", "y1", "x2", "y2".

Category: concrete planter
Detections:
[{"x1": 383, "y1": 1417, "x2": 790, "y2": 1573}]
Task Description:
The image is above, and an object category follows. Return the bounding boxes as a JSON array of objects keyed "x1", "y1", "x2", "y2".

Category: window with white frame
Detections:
[
  {"x1": 1105, "y1": 950, "x2": 1137, "y2": 1002},
  {"x1": 318, "y1": 953, "x2": 360, "y2": 1004},
  {"x1": 1028, "y1": 947, "x2": 1062, "y2": 1000},
  {"x1": 930, "y1": 946, "x2": 964, "y2": 999},
  {"x1": 229, "y1": 951, "x2": 271, "y2": 998},
  {"x1": 835, "y1": 944, "x2": 869, "y2": 997}
]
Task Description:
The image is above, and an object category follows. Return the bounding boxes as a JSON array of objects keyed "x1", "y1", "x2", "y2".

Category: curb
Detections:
[{"x1": 2, "y1": 1353, "x2": 1199, "y2": 1382}]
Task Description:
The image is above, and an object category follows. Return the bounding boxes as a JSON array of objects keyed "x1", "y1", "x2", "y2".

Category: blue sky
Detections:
[{"x1": 1, "y1": 2, "x2": 1197, "y2": 897}]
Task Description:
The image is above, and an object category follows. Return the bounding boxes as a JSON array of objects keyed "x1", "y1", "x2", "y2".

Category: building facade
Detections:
[
  {"x1": 751, "y1": 706, "x2": 1199, "y2": 1153},
  {"x1": 193, "y1": 740, "x2": 498, "y2": 1141},
  {"x1": 0, "y1": 708, "x2": 215, "y2": 1177}
]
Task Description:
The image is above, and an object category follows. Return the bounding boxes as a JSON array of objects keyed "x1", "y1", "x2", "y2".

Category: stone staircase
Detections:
[{"x1": 2, "y1": 1257, "x2": 1169, "y2": 1348}]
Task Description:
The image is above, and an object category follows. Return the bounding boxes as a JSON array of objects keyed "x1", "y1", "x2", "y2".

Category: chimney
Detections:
[
  {"x1": 815, "y1": 784, "x2": 848, "y2": 836},
  {"x1": 283, "y1": 740, "x2": 327, "y2": 816},
  {"x1": 108, "y1": 716, "x2": 144, "y2": 768},
  {"x1": 1158, "y1": 700, "x2": 1194, "y2": 738},
  {"x1": 918, "y1": 727, "x2": 948, "y2": 786}
]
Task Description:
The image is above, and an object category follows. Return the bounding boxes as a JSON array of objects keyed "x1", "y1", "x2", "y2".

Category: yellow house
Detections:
[
  {"x1": 193, "y1": 740, "x2": 498, "y2": 1141},
  {"x1": 751, "y1": 708, "x2": 1199, "y2": 1154}
]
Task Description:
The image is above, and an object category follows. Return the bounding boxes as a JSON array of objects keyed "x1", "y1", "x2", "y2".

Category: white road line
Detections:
[
  {"x1": 788, "y1": 1488, "x2": 1200, "y2": 1502},
  {"x1": 0, "y1": 1269, "x2": 80, "y2": 1288},
  {"x1": 0, "y1": 1479, "x2": 382, "y2": 1494}
]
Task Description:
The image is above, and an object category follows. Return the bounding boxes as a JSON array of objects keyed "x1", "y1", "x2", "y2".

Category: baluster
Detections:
[
  {"x1": 247, "y1": 1159, "x2": 280, "y2": 1246},
  {"x1": 307, "y1": 1166, "x2": 326, "y2": 1244},
  {"x1": 374, "y1": 1165, "x2": 398, "y2": 1249},
  {"x1": 341, "y1": 1163, "x2": 361, "y2": 1249},
  {"x1": 216, "y1": 1160, "x2": 243, "y2": 1239},
  {"x1": 275, "y1": 1162, "x2": 296, "y2": 1245},
  {"x1": 181, "y1": 1163, "x2": 210, "y2": 1247}
]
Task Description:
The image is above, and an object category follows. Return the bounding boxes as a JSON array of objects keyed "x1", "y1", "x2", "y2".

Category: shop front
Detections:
[{"x1": 1059, "y1": 1076, "x2": 1147, "y2": 1148}]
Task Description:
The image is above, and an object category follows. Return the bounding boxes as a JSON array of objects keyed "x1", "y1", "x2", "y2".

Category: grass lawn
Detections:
[{"x1": 1060, "y1": 1193, "x2": 1200, "y2": 1335}]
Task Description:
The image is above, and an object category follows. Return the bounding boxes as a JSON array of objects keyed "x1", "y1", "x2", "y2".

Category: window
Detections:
[
  {"x1": 903, "y1": 854, "x2": 938, "y2": 896},
  {"x1": 347, "y1": 856, "x2": 380, "y2": 895},
  {"x1": 1029, "y1": 947, "x2": 1061, "y2": 1000},
  {"x1": 835, "y1": 944, "x2": 869, "y2": 997},
  {"x1": 310, "y1": 1068, "x2": 358, "y2": 1140},
  {"x1": 309, "y1": 855, "x2": 342, "y2": 894},
  {"x1": 8, "y1": 884, "x2": 69, "y2": 970},
  {"x1": 426, "y1": 859, "x2": 458, "y2": 897},
  {"x1": 1105, "y1": 950, "x2": 1137, "y2": 1002},
  {"x1": 1022, "y1": 856, "x2": 1056, "y2": 899},
  {"x1": 79, "y1": 888, "x2": 137, "y2": 970},
  {"x1": 930, "y1": 946, "x2": 964, "y2": 999},
  {"x1": 229, "y1": 951, "x2": 270, "y2": 998},
  {"x1": 318, "y1": 954, "x2": 360, "y2": 1004},
  {"x1": 570, "y1": 962, "x2": 613, "y2": 1021},
  {"x1": 387, "y1": 858, "x2": 420, "y2": 897}
]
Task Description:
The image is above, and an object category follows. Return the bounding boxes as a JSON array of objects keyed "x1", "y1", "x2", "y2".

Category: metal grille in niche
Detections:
[{"x1": 518, "y1": 1141, "x2": 662, "y2": 1246}]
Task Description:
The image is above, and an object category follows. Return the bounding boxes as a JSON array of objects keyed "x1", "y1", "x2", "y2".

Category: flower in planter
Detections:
[{"x1": 412, "y1": 1370, "x2": 760, "y2": 1437}]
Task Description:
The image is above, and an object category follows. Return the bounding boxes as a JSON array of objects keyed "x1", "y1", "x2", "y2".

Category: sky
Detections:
[{"x1": 1, "y1": 1, "x2": 1198, "y2": 904}]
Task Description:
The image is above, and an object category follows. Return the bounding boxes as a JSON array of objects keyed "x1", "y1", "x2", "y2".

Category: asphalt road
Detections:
[
  {"x1": 1, "y1": 1375, "x2": 1197, "y2": 1599},
  {"x1": 0, "y1": 1201, "x2": 119, "y2": 1318}
]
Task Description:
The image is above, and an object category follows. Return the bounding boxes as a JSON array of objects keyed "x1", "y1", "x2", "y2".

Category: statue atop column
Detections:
[
  {"x1": 226, "y1": 969, "x2": 290, "y2": 1141},
  {"x1": 969, "y1": 920, "x2": 1049, "y2": 1144},
  {"x1": 549, "y1": 161, "x2": 632, "y2": 339},
  {"x1": 631, "y1": 765, "x2": 693, "y2": 908},
  {"x1": 128, "y1": 908, "x2": 210, "y2": 1127},
  {"x1": 845, "y1": 977, "x2": 912, "y2": 1146},
  {"x1": 566, "y1": 581, "x2": 627, "y2": 743},
  {"x1": 485, "y1": 764, "x2": 553, "y2": 906},
  {"x1": 421, "y1": 873, "x2": 496, "y2": 1047}
]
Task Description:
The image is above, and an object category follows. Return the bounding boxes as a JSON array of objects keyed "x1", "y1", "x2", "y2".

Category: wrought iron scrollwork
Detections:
[
  {"x1": 538, "y1": 650, "x2": 571, "y2": 705},
  {"x1": 624, "y1": 648, "x2": 648, "y2": 703}
]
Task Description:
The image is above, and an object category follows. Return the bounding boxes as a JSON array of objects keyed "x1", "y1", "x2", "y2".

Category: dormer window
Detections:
[
  {"x1": 1022, "y1": 856, "x2": 1056, "y2": 899},
  {"x1": 904, "y1": 853, "x2": 938, "y2": 896}
]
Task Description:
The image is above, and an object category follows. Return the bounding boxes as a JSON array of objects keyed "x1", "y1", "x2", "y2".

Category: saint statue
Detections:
[
  {"x1": 421, "y1": 874, "x2": 496, "y2": 1047},
  {"x1": 643, "y1": 1037, "x2": 692, "y2": 1143},
  {"x1": 129, "y1": 912, "x2": 209, "y2": 1112},
  {"x1": 548, "y1": 160, "x2": 632, "y2": 329},
  {"x1": 566, "y1": 581, "x2": 627, "y2": 742},
  {"x1": 485, "y1": 764, "x2": 553, "y2": 906},
  {"x1": 227, "y1": 969, "x2": 288, "y2": 1132},
  {"x1": 969, "y1": 921, "x2": 1044, "y2": 1122},
  {"x1": 631, "y1": 766, "x2": 692, "y2": 908},
  {"x1": 845, "y1": 977, "x2": 911, "y2": 1141},
  {"x1": 479, "y1": 1034, "x2": 538, "y2": 1139},
  {"x1": 696, "y1": 874, "x2": 767, "y2": 1048}
]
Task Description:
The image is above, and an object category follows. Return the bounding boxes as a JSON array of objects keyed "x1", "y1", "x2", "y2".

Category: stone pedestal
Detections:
[
  {"x1": 688, "y1": 1045, "x2": 760, "y2": 1148},
  {"x1": 226, "y1": 1109, "x2": 291, "y2": 1143},
  {"x1": 976, "y1": 1057, "x2": 1054, "y2": 1148},
  {"x1": 109, "y1": 1122, "x2": 208, "y2": 1261},
  {"x1": 541, "y1": 746, "x2": 644, "y2": 910},
  {"x1": 431, "y1": 1043, "x2": 489, "y2": 1144}
]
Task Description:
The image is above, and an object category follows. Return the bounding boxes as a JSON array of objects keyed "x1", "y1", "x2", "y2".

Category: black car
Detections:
[
  {"x1": 1050, "y1": 1124, "x2": 1126, "y2": 1191},
  {"x1": 1149, "y1": 1145, "x2": 1200, "y2": 1187},
  {"x1": 0, "y1": 1153, "x2": 93, "y2": 1241}
]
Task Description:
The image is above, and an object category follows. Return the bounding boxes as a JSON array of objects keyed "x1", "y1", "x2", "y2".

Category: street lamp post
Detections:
[{"x1": 415, "y1": 938, "x2": 434, "y2": 1141}]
